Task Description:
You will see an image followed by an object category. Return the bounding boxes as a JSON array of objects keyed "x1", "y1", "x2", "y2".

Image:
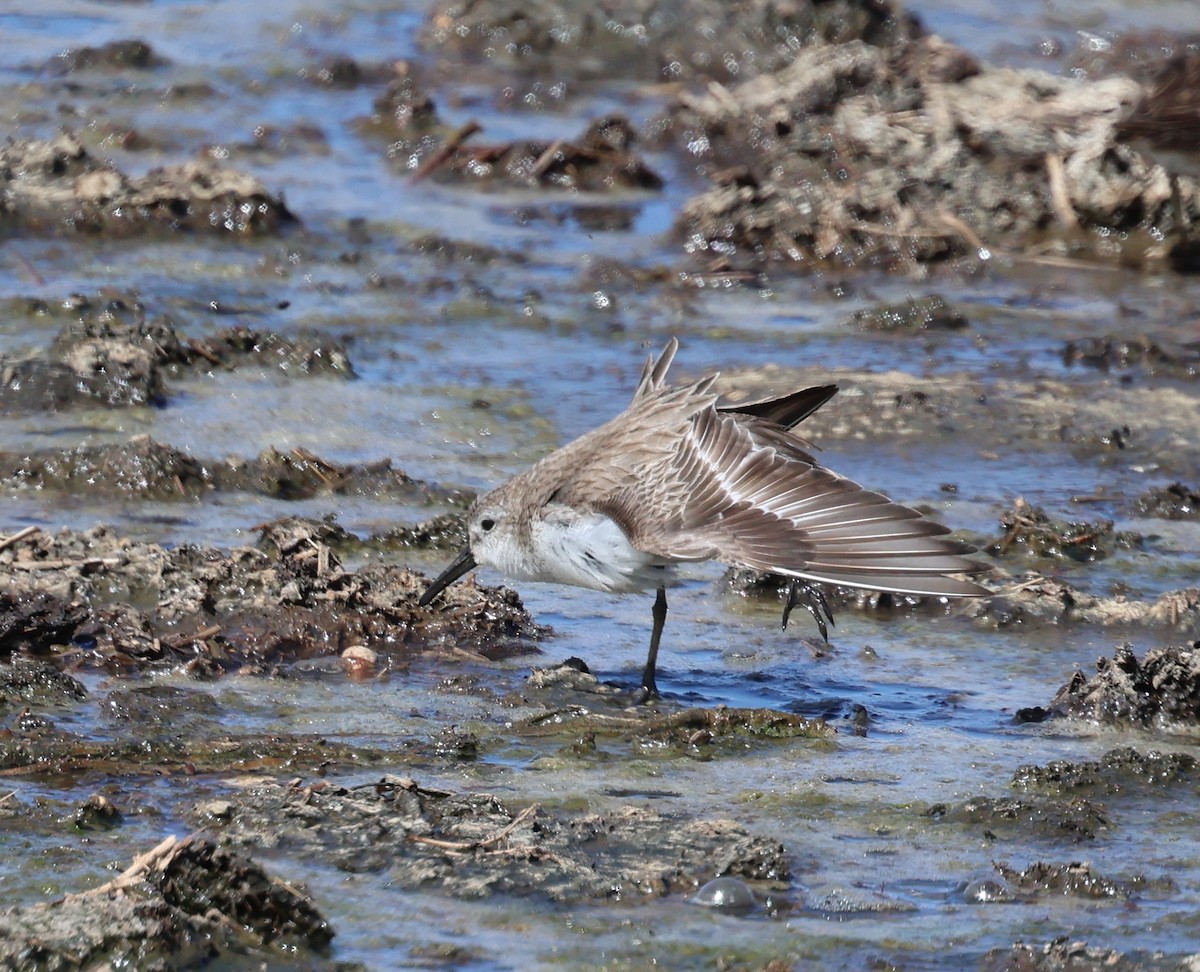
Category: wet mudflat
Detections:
[{"x1": 2, "y1": 0, "x2": 1200, "y2": 969}]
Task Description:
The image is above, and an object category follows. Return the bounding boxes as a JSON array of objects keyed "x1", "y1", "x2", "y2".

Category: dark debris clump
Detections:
[
  {"x1": 201, "y1": 775, "x2": 790, "y2": 903},
  {"x1": 1012, "y1": 747, "x2": 1198, "y2": 794},
  {"x1": 1049, "y1": 642, "x2": 1200, "y2": 728},
  {"x1": 0, "y1": 836, "x2": 333, "y2": 970},
  {"x1": 47, "y1": 38, "x2": 169, "y2": 73},
  {"x1": 981, "y1": 938, "x2": 1185, "y2": 972},
  {"x1": 0, "y1": 520, "x2": 543, "y2": 676},
  {"x1": 0, "y1": 135, "x2": 296, "y2": 237},
  {"x1": 992, "y1": 860, "x2": 1170, "y2": 900},
  {"x1": 987, "y1": 498, "x2": 1141, "y2": 563},
  {"x1": 673, "y1": 33, "x2": 1197, "y2": 273},
  {"x1": 924, "y1": 795, "x2": 1108, "y2": 842},
  {"x1": 1, "y1": 302, "x2": 352, "y2": 416},
  {"x1": 373, "y1": 512, "x2": 469, "y2": 551},
  {"x1": 0, "y1": 440, "x2": 458, "y2": 504},
  {"x1": 1063, "y1": 334, "x2": 1200, "y2": 379},
  {"x1": 0, "y1": 659, "x2": 88, "y2": 708},
  {"x1": 848, "y1": 294, "x2": 969, "y2": 333},
  {"x1": 1131, "y1": 482, "x2": 1200, "y2": 520},
  {"x1": 420, "y1": 0, "x2": 920, "y2": 84}
]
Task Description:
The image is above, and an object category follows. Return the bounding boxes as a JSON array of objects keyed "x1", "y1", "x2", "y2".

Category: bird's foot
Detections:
[
  {"x1": 782, "y1": 579, "x2": 835, "y2": 642},
  {"x1": 633, "y1": 663, "x2": 661, "y2": 704},
  {"x1": 632, "y1": 681, "x2": 660, "y2": 705}
]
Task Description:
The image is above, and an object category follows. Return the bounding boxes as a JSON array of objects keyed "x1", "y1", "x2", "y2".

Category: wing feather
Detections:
[
  {"x1": 628, "y1": 405, "x2": 988, "y2": 597},
  {"x1": 718, "y1": 384, "x2": 838, "y2": 429}
]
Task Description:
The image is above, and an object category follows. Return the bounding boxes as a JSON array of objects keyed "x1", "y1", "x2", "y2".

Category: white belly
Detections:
[{"x1": 526, "y1": 508, "x2": 671, "y2": 593}]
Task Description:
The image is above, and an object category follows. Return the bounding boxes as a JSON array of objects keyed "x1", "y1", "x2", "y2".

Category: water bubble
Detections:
[
  {"x1": 962, "y1": 878, "x2": 1013, "y2": 903},
  {"x1": 692, "y1": 876, "x2": 756, "y2": 913}
]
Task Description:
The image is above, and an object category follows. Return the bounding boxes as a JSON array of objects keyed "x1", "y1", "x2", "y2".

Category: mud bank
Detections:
[
  {"x1": 1, "y1": 135, "x2": 295, "y2": 238},
  {"x1": 1, "y1": 297, "x2": 352, "y2": 415},
  {"x1": 205, "y1": 774, "x2": 789, "y2": 902},
  {"x1": 0, "y1": 836, "x2": 334, "y2": 971},
  {"x1": 0, "y1": 520, "x2": 541, "y2": 675}
]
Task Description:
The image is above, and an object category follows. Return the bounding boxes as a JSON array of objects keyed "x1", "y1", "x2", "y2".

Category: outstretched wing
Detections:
[{"x1": 624, "y1": 405, "x2": 987, "y2": 597}]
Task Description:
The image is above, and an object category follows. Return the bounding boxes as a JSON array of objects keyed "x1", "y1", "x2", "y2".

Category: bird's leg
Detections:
[
  {"x1": 782, "y1": 579, "x2": 835, "y2": 642},
  {"x1": 638, "y1": 586, "x2": 668, "y2": 701}
]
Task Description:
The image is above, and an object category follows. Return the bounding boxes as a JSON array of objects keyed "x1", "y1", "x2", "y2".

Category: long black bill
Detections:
[{"x1": 418, "y1": 546, "x2": 477, "y2": 607}]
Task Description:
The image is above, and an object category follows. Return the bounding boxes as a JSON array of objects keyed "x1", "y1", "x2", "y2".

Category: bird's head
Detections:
[{"x1": 417, "y1": 487, "x2": 523, "y2": 606}]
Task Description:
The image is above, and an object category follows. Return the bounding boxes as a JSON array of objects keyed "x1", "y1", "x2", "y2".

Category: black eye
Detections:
[{"x1": 480, "y1": 518, "x2": 495, "y2": 532}]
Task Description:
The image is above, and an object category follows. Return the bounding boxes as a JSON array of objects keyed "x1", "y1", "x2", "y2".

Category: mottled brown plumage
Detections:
[{"x1": 421, "y1": 338, "x2": 989, "y2": 697}]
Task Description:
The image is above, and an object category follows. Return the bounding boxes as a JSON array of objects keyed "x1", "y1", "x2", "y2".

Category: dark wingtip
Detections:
[{"x1": 720, "y1": 384, "x2": 839, "y2": 429}]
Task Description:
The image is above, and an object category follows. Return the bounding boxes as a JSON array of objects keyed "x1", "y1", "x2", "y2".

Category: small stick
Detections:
[
  {"x1": 410, "y1": 121, "x2": 481, "y2": 182},
  {"x1": 1070, "y1": 494, "x2": 1121, "y2": 504},
  {"x1": 186, "y1": 340, "x2": 224, "y2": 367},
  {"x1": 67, "y1": 835, "x2": 181, "y2": 899},
  {"x1": 10, "y1": 556, "x2": 120, "y2": 571},
  {"x1": 0, "y1": 526, "x2": 40, "y2": 552},
  {"x1": 1045, "y1": 153, "x2": 1078, "y2": 229},
  {"x1": 408, "y1": 804, "x2": 539, "y2": 853},
  {"x1": 935, "y1": 209, "x2": 988, "y2": 251},
  {"x1": 530, "y1": 139, "x2": 566, "y2": 180},
  {"x1": 167, "y1": 625, "x2": 221, "y2": 647},
  {"x1": 14, "y1": 253, "x2": 47, "y2": 286}
]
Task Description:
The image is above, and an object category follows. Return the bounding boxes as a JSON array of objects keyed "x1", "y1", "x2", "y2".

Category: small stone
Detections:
[{"x1": 341, "y1": 645, "x2": 378, "y2": 680}]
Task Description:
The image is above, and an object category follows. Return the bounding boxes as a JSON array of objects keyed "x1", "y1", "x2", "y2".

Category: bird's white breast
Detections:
[{"x1": 523, "y1": 507, "x2": 669, "y2": 593}]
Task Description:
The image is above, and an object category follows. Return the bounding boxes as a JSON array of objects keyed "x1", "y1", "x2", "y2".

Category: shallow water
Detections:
[{"x1": 2, "y1": 0, "x2": 1200, "y2": 969}]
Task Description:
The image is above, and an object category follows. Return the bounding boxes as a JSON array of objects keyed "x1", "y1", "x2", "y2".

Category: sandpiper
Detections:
[{"x1": 420, "y1": 338, "x2": 989, "y2": 697}]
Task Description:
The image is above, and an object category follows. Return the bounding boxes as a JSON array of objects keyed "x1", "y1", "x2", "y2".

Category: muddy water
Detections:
[{"x1": 2, "y1": 0, "x2": 1200, "y2": 970}]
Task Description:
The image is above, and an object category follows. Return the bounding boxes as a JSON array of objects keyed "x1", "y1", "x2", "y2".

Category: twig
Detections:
[
  {"x1": 1010, "y1": 251, "x2": 1110, "y2": 271},
  {"x1": 1003, "y1": 577, "x2": 1050, "y2": 594},
  {"x1": 476, "y1": 804, "x2": 539, "y2": 849},
  {"x1": 67, "y1": 835, "x2": 181, "y2": 899},
  {"x1": 14, "y1": 253, "x2": 47, "y2": 286},
  {"x1": 292, "y1": 447, "x2": 338, "y2": 475},
  {"x1": 849, "y1": 218, "x2": 959, "y2": 242},
  {"x1": 408, "y1": 834, "x2": 476, "y2": 851},
  {"x1": 408, "y1": 804, "x2": 540, "y2": 854},
  {"x1": 165, "y1": 625, "x2": 221, "y2": 648},
  {"x1": 705, "y1": 80, "x2": 741, "y2": 114},
  {"x1": 290, "y1": 448, "x2": 349, "y2": 492},
  {"x1": 1045, "y1": 152, "x2": 1078, "y2": 229},
  {"x1": 530, "y1": 139, "x2": 566, "y2": 180},
  {"x1": 185, "y1": 340, "x2": 224, "y2": 367},
  {"x1": 410, "y1": 121, "x2": 482, "y2": 182},
  {"x1": 479, "y1": 845, "x2": 570, "y2": 865},
  {"x1": 10, "y1": 556, "x2": 120, "y2": 571},
  {"x1": 0, "y1": 526, "x2": 40, "y2": 552},
  {"x1": 936, "y1": 209, "x2": 988, "y2": 251}
]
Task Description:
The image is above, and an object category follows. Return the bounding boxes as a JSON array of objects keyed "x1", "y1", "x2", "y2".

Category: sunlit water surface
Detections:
[{"x1": 1, "y1": 1, "x2": 1200, "y2": 969}]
